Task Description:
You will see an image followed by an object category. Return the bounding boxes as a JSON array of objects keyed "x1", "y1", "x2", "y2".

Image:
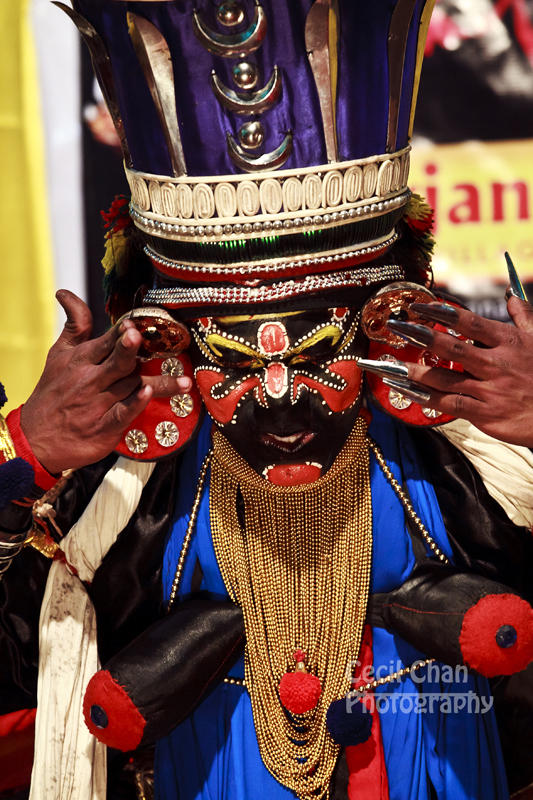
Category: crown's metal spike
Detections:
[
  {"x1": 386, "y1": 0, "x2": 418, "y2": 152},
  {"x1": 52, "y1": 2, "x2": 132, "y2": 167},
  {"x1": 127, "y1": 12, "x2": 187, "y2": 178},
  {"x1": 305, "y1": 0, "x2": 339, "y2": 163},
  {"x1": 408, "y1": 0, "x2": 437, "y2": 138},
  {"x1": 226, "y1": 131, "x2": 293, "y2": 173},
  {"x1": 211, "y1": 66, "x2": 282, "y2": 115},
  {"x1": 192, "y1": 1, "x2": 267, "y2": 58}
]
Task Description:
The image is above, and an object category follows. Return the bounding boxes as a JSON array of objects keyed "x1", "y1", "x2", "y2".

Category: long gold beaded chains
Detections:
[{"x1": 210, "y1": 418, "x2": 373, "y2": 799}]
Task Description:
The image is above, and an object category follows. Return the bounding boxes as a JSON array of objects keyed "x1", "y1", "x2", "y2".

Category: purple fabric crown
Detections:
[
  {"x1": 63, "y1": 0, "x2": 435, "y2": 311},
  {"x1": 71, "y1": 0, "x2": 427, "y2": 177}
]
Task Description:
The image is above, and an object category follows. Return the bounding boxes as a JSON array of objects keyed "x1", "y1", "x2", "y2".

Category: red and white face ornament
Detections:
[{"x1": 189, "y1": 309, "x2": 365, "y2": 484}]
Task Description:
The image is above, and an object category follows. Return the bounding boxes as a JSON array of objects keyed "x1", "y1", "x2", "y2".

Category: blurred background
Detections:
[{"x1": 1, "y1": 0, "x2": 533, "y2": 411}]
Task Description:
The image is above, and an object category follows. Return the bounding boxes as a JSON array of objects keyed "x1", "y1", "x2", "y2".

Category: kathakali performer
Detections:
[{"x1": 1, "y1": 1, "x2": 533, "y2": 798}]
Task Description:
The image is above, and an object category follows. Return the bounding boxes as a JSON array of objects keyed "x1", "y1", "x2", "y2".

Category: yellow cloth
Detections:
[{"x1": 0, "y1": 0, "x2": 55, "y2": 412}]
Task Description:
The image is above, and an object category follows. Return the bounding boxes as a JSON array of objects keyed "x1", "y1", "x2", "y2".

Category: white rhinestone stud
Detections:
[
  {"x1": 170, "y1": 393, "x2": 194, "y2": 418},
  {"x1": 155, "y1": 421, "x2": 179, "y2": 448},
  {"x1": 378, "y1": 353, "x2": 401, "y2": 364},
  {"x1": 161, "y1": 357, "x2": 184, "y2": 377},
  {"x1": 422, "y1": 407, "x2": 441, "y2": 419},
  {"x1": 388, "y1": 389, "x2": 412, "y2": 410},
  {"x1": 125, "y1": 429, "x2": 148, "y2": 455}
]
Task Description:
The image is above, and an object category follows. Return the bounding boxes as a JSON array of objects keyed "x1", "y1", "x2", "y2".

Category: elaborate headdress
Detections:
[
  {"x1": 54, "y1": 0, "x2": 445, "y2": 459},
  {"x1": 59, "y1": 0, "x2": 436, "y2": 315}
]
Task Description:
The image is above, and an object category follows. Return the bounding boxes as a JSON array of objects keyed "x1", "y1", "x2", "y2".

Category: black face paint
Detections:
[{"x1": 189, "y1": 308, "x2": 368, "y2": 480}]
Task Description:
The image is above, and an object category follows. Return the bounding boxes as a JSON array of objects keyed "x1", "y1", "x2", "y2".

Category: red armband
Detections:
[{"x1": 5, "y1": 407, "x2": 58, "y2": 491}]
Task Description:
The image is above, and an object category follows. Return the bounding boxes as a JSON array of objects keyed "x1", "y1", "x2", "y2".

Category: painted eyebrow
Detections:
[
  {"x1": 205, "y1": 332, "x2": 262, "y2": 360},
  {"x1": 286, "y1": 325, "x2": 343, "y2": 357}
]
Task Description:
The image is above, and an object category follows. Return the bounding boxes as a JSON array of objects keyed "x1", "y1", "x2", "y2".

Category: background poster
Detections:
[{"x1": 410, "y1": 0, "x2": 533, "y2": 317}]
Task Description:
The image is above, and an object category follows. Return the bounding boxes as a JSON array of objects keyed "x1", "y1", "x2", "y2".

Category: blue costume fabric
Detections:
[{"x1": 156, "y1": 410, "x2": 509, "y2": 800}]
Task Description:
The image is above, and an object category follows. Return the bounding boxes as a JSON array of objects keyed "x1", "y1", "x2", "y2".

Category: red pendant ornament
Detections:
[{"x1": 279, "y1": 650, "x2": 322, "y2": 714}]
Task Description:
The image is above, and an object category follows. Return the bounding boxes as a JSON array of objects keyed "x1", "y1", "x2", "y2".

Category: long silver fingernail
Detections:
[
  {"x1": 356, "y1": 357, "x2": 409, "y2": 379},
  {"x1": 505, "y1": 251, "x2": 527, "y2": 301},
  {"x1": 409, "y1": 302, "x2": 458, "y2": 325},
  {"x1": 382, "y1": 377, "x2": 431, "y2": 404},
  {"x1": 386, "y1": 320, "x2": 434, "y2": 348}
]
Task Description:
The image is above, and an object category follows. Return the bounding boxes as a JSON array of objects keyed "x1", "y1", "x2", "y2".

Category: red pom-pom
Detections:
[
  {"x1": 83, "y1": 670, "x2": 146, "y2": 751},
  {"x1": 459, "y1": 593, "x2": 533, "y2": 677},
  {"x1": 279, "y1": 671, "x2": 322, "y2": 714}
]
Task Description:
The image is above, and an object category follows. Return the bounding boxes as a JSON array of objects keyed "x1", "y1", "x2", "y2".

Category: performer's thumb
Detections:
[
  {"x1": 507, "y1": 293, "x2": 533, "y2": 333},
  {"x1": 55, "y1": 289, "x2": 93, "y2": 348}
]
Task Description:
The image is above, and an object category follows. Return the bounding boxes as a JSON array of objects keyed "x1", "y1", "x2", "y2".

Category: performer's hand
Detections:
[
  {"x1": 20, "y1": 290, "x2": 192, "y2": 473},
  {"x1": 387, "y1": 294, "x2": 533, "y2": 446}
]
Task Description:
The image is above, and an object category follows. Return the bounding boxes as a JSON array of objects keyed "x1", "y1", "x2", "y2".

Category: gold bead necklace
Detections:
[
  {"x1": 210, "y1": 417, "x2": 372, "y2": 799},
  {"x1": 167, "y1": 424, "x2": 448, "y2": 799}
]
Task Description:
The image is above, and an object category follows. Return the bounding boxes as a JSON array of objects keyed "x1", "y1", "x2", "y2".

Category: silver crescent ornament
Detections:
[
  {"x1": 192, "y1": 0, "x2": 267, "y2": 58},
  {"x1": 211, "y1": 66, "x2": 282, "y2": 115},
  {"x1": 226, "y1": 130, "x2": 293, "y2": 172}
]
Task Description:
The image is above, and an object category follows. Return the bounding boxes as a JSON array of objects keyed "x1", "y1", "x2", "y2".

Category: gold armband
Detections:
[{"x1": 0, "y1": 414, "x2": 16, "y2": 462}]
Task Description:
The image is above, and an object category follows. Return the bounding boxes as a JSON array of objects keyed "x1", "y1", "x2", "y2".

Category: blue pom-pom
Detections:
[
  {"x1": 0, "y1": 382, "x2": 7, "y2": 410},
  {"x1": 0, "y1": 458, "x2": 35, "y2": 510},
  {"x1": 326, "y1": 695, "x2": 373, "y2": 746}
]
